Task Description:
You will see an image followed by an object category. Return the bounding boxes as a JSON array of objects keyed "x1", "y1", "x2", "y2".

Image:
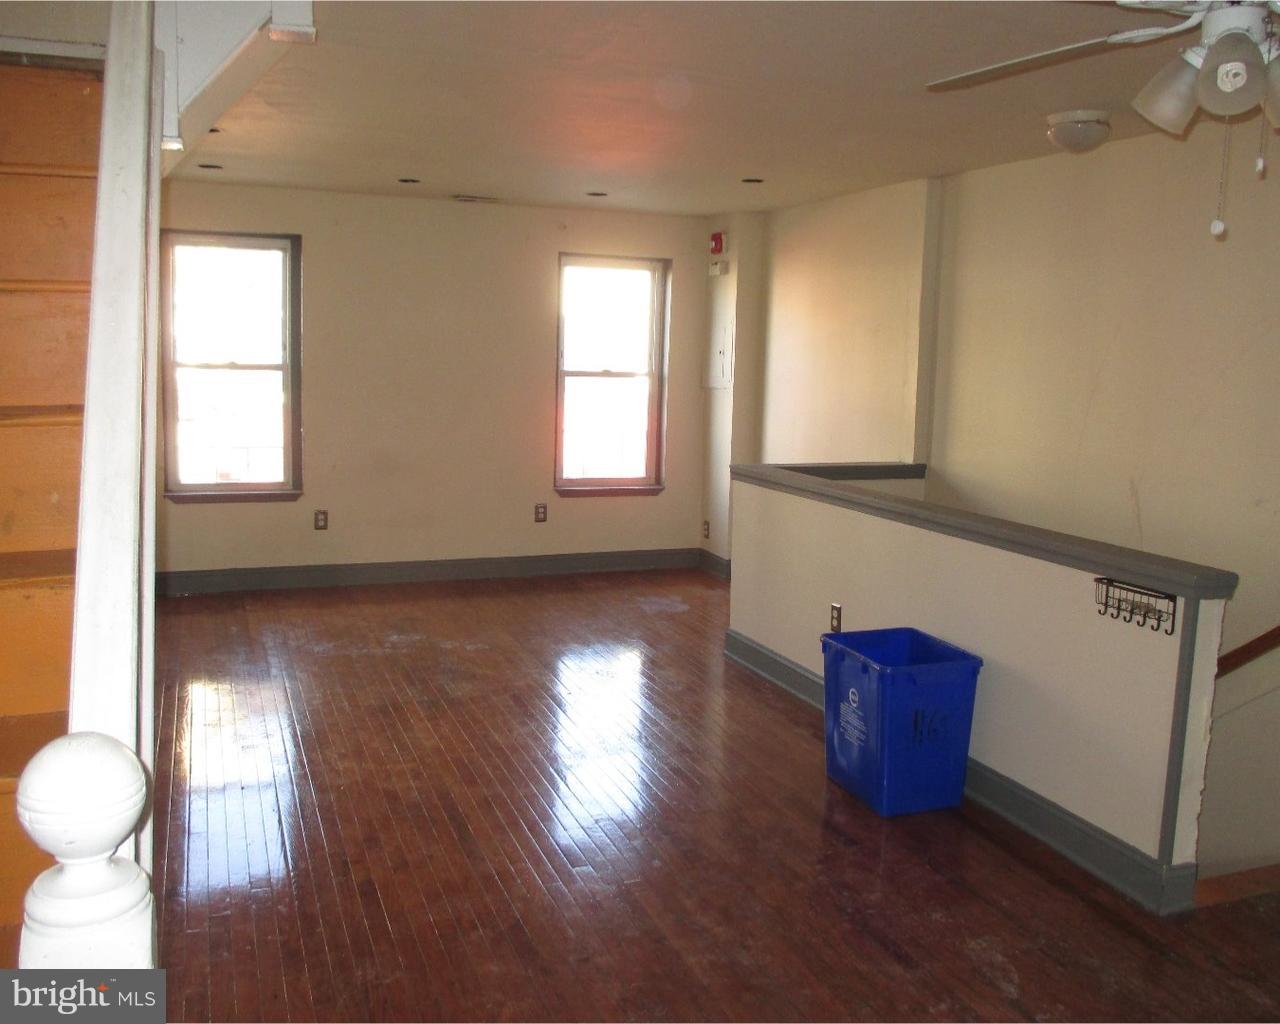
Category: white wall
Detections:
[
  {"x1": 742, "y1": 119, "x2": 1277, "y2": 873},
  {"x1": 0, "y1": 2, "x2": 109, "y2": 46},
  {"x1": 728, "y1": 213, "x2": 767, "y2": 469},
  {"x1": 928, "y1": 122, "x2": 1278, "y2": 653},
  {"x1": 159, "y1": 181, "x2": 709, "y2": 571},
  {"x1": 760, "y1": 179, "x2": 931, "y2": 465},
  {"x1": 702, "y1": 220, "x2": 737, "y2": 561},
  {"x1": 1198, "y1": 659, "x2": 1280, "y2": 874},
  {"x1": 924, "y1": 120, "x2": 1279, "y2": 876},
  {"x1": 701, "y1": 211, "x2": 767, "y2": 561}
]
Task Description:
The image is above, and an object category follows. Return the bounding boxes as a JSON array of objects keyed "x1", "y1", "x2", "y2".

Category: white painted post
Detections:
[
  {"x1": 69, "y1": 0, "x2": 154, "y2": 754},
  {"x1": 16, "y1": 734, "x2": 155, "y2": 968}
]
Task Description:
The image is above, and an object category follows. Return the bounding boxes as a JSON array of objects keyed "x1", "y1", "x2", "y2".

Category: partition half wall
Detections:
[{"x1": 727, "y1": 464, "x2": 1238, "y2": 914}]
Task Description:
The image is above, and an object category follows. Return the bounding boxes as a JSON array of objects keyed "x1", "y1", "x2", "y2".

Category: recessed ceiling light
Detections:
[
  {"x1": 197, "y1": 163, "x2": 223, "y2": 170},
  {"x1": 586, "y1": 191, "x2": 607, "y2": 197},
  {"x1": 207, "y1": 127, "x2": 222, "y2": 134},
  {"x1": 398, "y1": 177, "x2": 421, "y2": 184},
  {"x1": 741, "y1": 177, "x2": 764, "y2": 184}
]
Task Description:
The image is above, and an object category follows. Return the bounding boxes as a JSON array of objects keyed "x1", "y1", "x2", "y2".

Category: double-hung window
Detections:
[
  {"x1": 556, "y1": 254, "x2": 668, "y2": 495},
  {"x1": 161, "y1": 231, "x2": 302, "y2": 501}
]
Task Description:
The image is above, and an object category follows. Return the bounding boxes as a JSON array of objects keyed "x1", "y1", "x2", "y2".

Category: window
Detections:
[
  {"x1": 556, "y1": 254, "x2": 668, "y2": 495},
  {"x1": 161, "y1": 231, "x2": 302, "y2": 501}
]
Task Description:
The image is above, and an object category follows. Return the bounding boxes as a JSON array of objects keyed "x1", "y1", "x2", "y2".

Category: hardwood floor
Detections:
[{"x1": 155, "y1": 569, "x2": 1280, "y2": 1022}]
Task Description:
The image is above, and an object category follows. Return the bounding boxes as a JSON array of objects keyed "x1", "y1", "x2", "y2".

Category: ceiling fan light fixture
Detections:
[
  {"x1": 1132, "y1": 52, "x2": 1200, "y2": 135},
  {"x1": 1045, "y1": 109, "x2": 1111, "y2": 153},
  {"x1": 1195, "y1": 30, "x2": 1268, "y2": 116}
]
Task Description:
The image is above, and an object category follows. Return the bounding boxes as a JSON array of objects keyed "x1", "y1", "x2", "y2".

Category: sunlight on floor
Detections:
[{"x1": 179, "y1": 679, "x2": 299, "y2": 897}]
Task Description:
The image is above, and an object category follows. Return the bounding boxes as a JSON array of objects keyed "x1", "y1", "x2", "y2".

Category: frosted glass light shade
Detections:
[
  {"x1": 1046, "y1": 110, "x2": 1111, "y2": 153},
  {"x1": 1133, "y1": 54, "x2": 1200, "y2": 134},
  {"x1": 1196, "y1": 31, "x2": 1268, "y2": 116}
]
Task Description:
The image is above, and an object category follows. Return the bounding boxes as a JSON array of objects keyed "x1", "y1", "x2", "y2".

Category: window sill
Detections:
[
  {"x1": 554, "y1": 484, "x2": 665, "y2": 498},
  {"x1": 165, "y1": 489, "x2": 303, "y2": 504}
]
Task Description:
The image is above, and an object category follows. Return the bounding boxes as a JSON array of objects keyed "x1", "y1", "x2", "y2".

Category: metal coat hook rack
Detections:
[{"x1": 1094, "y1": 578, "x2": 1177, "y2": 636}]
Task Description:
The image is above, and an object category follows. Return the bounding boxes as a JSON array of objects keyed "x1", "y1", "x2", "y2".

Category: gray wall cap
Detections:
[{"x1": 730, "y1": 463, "x2": 1238, "y2": 600}]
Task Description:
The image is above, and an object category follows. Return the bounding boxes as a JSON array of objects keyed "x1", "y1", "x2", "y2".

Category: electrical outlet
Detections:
[
  {"x1": 534, "y1": 503, "x2": 548, "y2": 523},
  {"x1": 314, "y1": 509, "x2": 328, "y2": 531},
  {"x1": 830, "y1": 603, "x2": 842, "y2": 632},
  {"x1": 702, "y1": 520, "x2": 710, "y2": 539}
]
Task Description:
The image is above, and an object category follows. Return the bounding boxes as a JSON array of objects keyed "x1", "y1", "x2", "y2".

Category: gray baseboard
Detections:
[
  {"x1": 964, "y1": 761, "x2": 1196, "y2": 915},
  {"x1": 722, "y1": 628, "x2": 1197, "y2": 916},
  {"x1": 159, "y1": 547, "x2": 707, "y2": 596},
  {"x1": 698, "y1": 549, "x2": 731, "y2": 581},
  {"x1": 724, "y1": 628, "x2": 823, "y2": 709}
]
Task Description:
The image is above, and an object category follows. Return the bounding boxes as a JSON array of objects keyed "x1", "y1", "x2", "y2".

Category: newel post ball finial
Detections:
[{"x1": 16, "y1": 731, "x2": 155, "y2": 968}]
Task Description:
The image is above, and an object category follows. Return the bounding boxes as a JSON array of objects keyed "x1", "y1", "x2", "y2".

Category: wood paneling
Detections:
[
  {"x1": 0, "y1": 176, "x2": 97, "y2": 283},
  {"x1": 0, "y1": 784, "x2": 55, "y2": 964},
  {"x1": 0, "y1": 62, "x2": 98, "y2": 962},
  {"x1": 0, "y1": 555, "x2": 74, "y2": 716},
  {"x1": 0, "y1": 164, "x2": 96, "y2": 179},
  {"x1": 0, "y1": 923, "x2": 17, "y2": 971},
  {"x1": 0, "y1": 710, "x2": 64, "y2": 776},
  {"x1": 0, "y1": 290, "x2": 90, "y2": 407},
  {"x1": 0, "y1": 65, "x2": 102, "y2": 169},
  {"x1": 0, "y1": 712, "x2": 64, "y2": 952},
  {"x1": 155, "y1": 570, "x2": 1280, "y2": 1023},
  {"x1": 0, "y1": 423, "x2": 82, "y2": 553}
]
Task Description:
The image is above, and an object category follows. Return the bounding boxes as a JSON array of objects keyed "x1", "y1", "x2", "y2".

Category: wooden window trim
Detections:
[
  {"x1": 165, "y1": 489, "x2": 303, "y2": 504},
  {"x1": 554, "y1": 253, "x2": 670, "y2": 495},
  {"x1": 555, "y1": 484, "x2": 665, "y2": 498},
  {"x1": 160, "y1": 230, "x2": 303, "y2": 502}
]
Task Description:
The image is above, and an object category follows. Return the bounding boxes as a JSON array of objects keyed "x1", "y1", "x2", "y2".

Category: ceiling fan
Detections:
[{"x1": 928, "y1": 1, "x2": 1280, "y2": 135}]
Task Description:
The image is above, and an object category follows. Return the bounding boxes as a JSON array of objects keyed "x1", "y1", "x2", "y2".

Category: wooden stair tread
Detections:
[
  {"x1": 0, "y1": 404, "x2": 84, "y2": 428},
  {"x1": 0, "y1": 549, "x2": 75, "y2": 587},
  {"x1": 0, "y1": 163, "x2": 97, "y2": 180},
  {"x1": 1196, "y1": 863, "x2": 1280, "y2": 908},
  {"x1": 0, "y1": 922, "x2": 18, "y2": 970},
  {"x1": 0, "y1": 280, "x2": 91, "y2": 294},
  {"x1": 0, "y1": 711, "x2": 64, "y2": 780}
]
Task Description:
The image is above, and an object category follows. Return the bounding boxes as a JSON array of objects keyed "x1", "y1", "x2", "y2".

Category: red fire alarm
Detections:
[{"x1": 709, "y1": 231, "x2": 725, "y2": 255}]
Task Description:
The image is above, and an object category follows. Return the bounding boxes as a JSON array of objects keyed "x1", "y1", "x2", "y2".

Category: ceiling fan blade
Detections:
[{"x1": 927, "y1": 36, "x2": 1116, "y2": 91}]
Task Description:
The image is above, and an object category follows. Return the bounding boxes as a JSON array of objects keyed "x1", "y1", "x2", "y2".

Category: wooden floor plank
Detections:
[{"x1": 155, "y1": 569, "x2": 1280, "y2": 1023}]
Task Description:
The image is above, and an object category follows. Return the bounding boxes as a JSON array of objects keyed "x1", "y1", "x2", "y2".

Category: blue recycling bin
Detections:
[{"x1": 821, "y1": 627, "x2": 983, "y2": 817}]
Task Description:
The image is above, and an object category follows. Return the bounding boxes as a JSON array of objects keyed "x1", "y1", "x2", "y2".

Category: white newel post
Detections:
[{"x1": 16, "y1": 734, "x2": 155, "y2": 968}]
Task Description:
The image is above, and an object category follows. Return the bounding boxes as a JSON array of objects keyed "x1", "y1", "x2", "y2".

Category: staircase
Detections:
[{"x1": 0, "y1": 62, "x2": 102, "y2": 968}]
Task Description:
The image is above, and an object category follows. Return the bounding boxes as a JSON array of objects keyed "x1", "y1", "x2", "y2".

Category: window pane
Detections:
[
  {"x1": 174, "y1": 367, "x2": 285, "y2": 485},
  {"x1": 562, "y1": 376, "x2": 649, "y2": 480},
  {"x1": 561, "y1": 265, "x2": 652, "y2": 373},
  {"x1": 173, "y1": 245, "x2": 286, "y2": 366}
]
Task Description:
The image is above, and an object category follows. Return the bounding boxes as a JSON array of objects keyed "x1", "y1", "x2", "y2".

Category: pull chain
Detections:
[
  {"x1": 1210, "y1": 117, "x2": 1232, "y2": 238},
  {"x1": 1262, "y1": 19, "x2": 1275, "y2": 179},
  {"x1": 1260, "y1": 115, "x2": 1270, "y2": 180}
]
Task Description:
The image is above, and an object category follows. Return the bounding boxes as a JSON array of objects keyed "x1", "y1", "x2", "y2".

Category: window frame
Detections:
[
  {"x1": 160, "y1": 229, "x2": 303, "y2": 503},
  {"x1": 554, "y1": 253, "x2": 669, "y2": 497}
]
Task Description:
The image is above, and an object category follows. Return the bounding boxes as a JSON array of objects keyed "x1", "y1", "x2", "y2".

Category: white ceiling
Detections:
[{"x1": 172, "y1": 0, "x2": 1199, "y2": 214}]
